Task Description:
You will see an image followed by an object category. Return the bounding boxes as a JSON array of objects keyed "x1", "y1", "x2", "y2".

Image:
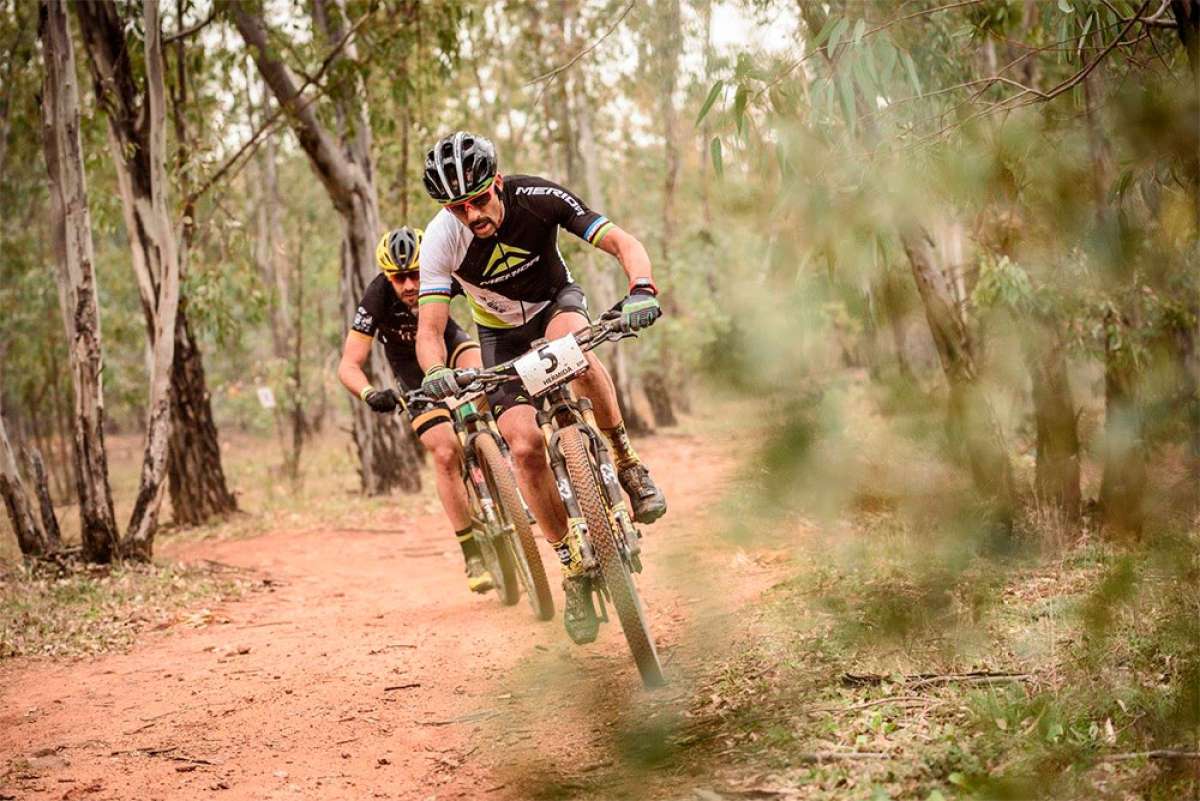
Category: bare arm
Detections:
[
  {"x1": 595, "y1": 225, "x2": 653, "y2": 289},
  {"x1": 416, "y1": 301, "x2": 451, "y2": 373},
  {"x1": 337, "y1": 331, "x2": 374, "y2": 396}
]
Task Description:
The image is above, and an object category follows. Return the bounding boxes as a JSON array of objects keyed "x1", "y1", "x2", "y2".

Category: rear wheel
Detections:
[
  {"x1": 559, "y1": 425, "x2": 665, "y2": 687},
  {"x1": 477, "y1": 434, "x2": 553, "y2": 619}
]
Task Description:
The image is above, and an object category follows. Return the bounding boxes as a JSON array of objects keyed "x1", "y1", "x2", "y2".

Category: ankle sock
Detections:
[
  {"x1": 600, "y1": 422, "x2": 639, "y2": 470},
  {"x1": 455, "y1": 525, "x2": 480, "y2": 560}
]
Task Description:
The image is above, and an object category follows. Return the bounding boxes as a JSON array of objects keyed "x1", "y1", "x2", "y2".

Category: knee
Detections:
[
  {"x1": 429, "y1": 442, "x2": 461, "y2": 474},
  {"x1": 507, "y1": 430, "x2": 546, "y2": 472}
]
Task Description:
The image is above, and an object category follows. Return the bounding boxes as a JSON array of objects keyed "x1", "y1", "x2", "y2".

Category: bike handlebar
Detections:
[{"x1": 449, "y1": 311, "x2": 634, "y2": 397}]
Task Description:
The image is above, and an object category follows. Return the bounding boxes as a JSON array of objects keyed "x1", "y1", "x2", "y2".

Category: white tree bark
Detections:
[
  {"x1": 76, "y1": 0, "x2": 181, "y2": 559},
  {"x1": 40, "y1": 0, "x2": 119, "y2": 562}
]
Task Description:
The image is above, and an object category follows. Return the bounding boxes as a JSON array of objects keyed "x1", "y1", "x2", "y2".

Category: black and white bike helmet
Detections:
[
  {"x1": 423, "y1": 131, "x2": 498, "y2": 205},
  {"x1": 376, "y1": 227, "x2": 422, "y2": 275}
]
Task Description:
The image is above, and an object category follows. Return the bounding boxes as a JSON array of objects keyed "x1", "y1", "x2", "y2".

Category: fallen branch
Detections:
[
  {"x1": 841, "y1": 671, "x2": 1033, "y2": 688},
  {"x1": 110, "y1": 746, "x2": 177, "y2": 757},
  {"x1": 811, "y1": 695, "x2": 936, "y2": 714},
  {"x1": 793, "y1": 751, "x2": 890, "y2": 763},
  {"x1": 420, "y1": 710, "x2": 498, "y2": 727},
  {"x1": 1100, "y1": 750, "x2": 1200, "y2": 761},
  {"x1": 383, "y1": 683, "x2": 421, "y2": 692}
]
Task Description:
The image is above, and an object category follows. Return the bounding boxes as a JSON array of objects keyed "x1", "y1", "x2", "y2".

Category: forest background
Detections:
[{"x1": 1, "y1": 0, "x2": 1198, "y2": 798}]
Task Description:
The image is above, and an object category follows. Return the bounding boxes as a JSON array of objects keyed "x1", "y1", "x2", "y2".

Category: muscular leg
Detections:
[
  {"x1": 545, "y1": 311, "x2": 621, "y2": 429},
  {"x1": 418, "y1": 422, "x2": 470, "y2": 530},
  {"x1": 497, "y1": 405, "x2": 567, "y2": 543}
]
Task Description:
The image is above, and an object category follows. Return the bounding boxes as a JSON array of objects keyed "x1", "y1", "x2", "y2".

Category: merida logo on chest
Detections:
[
  {"x1": 481, "y1": 242, "x2": 540, "y2": 285},
  {"x1": 514, "y1": 186, "x2": 586, "y2": 216}
]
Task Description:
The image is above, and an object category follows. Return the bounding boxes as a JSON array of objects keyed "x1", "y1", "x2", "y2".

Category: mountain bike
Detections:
[
  {"x1": 446, "y1": 311, "x2": 665, "y2": 687},
  {"x1": 402, "y1": 387, "x2": 554, "y2": 622}
]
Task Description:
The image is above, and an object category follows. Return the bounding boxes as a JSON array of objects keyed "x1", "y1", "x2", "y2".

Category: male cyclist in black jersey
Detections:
[
  {"x1": 337, "y1": 226, "x2": 494, "y2": 594},
  {"x1": 414, "y1": 131, "x2": 667, "y2": 643}
]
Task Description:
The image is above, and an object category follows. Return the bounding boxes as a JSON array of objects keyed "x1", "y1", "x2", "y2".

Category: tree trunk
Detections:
[
  {"x1": 902, "y1": 225, "x2": 1015, "y2": 518},
  {"x1": 231, "y1": 1, "x2": 421, "y2": 494},
  {"x1": 0, "y1": 406, "x2": 47, "y2": 557},
  {"x1": 165, "y1": 12, "x2": 237, "y2": 526},
  {"x1": 650, "y1": 0, "x2": 683, "y2": 426},
  {"x1": 1170, "y1": 0, "x2": 1200, "y2": 500},
  {"x1": 286, "y1": 233, "x2": 308, "y2": 481},
  {"x1": 167, "y1": 310, "x2": 238, "y2": 525},
  {"x1": 1024, "y1": 327, "x2": 1080, "y2": 521},
  {"x1": 1099, "y1": 307, "x2": 1147, "y2": 539},
  {"x1": 250, "y1": 101, "x2": 306, "y2": 477},
  {"x1": 24, "y1": 446, "x2": 62, "y2": 551},
  {"x1": 40, "y1": 0, "x2": 120, "y2": 563},
  {"x1": 643, "y1": 372, "x2": 678, "y2": 428},
  {"x1": 77, "y1": 0, "x2": 182, "y2": 560}
]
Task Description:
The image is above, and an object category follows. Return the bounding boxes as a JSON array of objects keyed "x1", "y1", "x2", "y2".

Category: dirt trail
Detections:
[{"x1": 1, "y1": 421, "x2": 786, "y2": 801}]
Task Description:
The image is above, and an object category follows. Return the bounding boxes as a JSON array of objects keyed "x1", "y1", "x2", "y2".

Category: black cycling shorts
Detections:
[
  {"x1": 478, "y1": 283, "x2": 591, "y2": 419},
  {"x1": 404, "y1": 338, "x2": 480, "y2": 437}
]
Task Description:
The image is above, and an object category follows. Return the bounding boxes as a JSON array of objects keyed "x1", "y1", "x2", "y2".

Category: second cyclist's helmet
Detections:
[
  {"x1": 376, "y1": 227, "x2": 422, "y2": 275},
  {"x1": 423, "y1": 131, "x2": 497, "y2": 205}
]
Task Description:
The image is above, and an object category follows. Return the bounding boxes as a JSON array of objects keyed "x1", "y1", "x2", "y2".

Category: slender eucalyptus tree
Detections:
[
  {"x1": 76, "y1": 0, "x2": 181, "y2": 559},
  {"x1": 39, "y1": 0, "x2": 119, "y2": 561}
]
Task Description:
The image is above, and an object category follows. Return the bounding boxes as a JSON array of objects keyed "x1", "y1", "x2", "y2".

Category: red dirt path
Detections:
[{"x1": 1, "y1": 423, "x2": 786, "y2": 801}]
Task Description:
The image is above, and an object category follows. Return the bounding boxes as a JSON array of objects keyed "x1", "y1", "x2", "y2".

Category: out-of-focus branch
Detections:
[
  {"x1": 1099, "y1": 0, "x2": 1178, "y2": 28},
  {"x1": 187, "y1": 8, "x2": 369, "y2": 204},
  {"x1": 525, "y1": 0, "x2": 635, "y2": 86},
  {"x1": 164, "y1": 8, "x2": 215, "y2": 43}
]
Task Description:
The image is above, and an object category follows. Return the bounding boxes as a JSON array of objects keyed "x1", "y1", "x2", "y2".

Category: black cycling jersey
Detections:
[
  {"x1": 419, "y1": 175, "x2": 614, "y2": 329},
  {"x1": 352, "y1": 273, "x2": 475, "y2": 390}
]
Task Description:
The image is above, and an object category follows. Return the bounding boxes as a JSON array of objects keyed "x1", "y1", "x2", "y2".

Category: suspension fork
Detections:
[
  {"x1": 577, "y1": 398, "x2": 642, "y2": 559},
  {"x1": 538, "y1": 399, "x2": 598, "y2": 571}
]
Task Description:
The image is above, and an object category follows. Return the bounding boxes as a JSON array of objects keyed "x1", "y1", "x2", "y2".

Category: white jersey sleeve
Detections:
[{"x1": 418, "y1": 210, "x2": 471, "y2": 305}]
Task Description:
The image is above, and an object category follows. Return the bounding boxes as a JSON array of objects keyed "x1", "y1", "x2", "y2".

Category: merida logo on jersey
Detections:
[
  {"x1": 514, "y1": 186, "x2": 586, "y2": 216},
  {"x1": 484, "y1": 242, "x2": 537, "y2": 278}
]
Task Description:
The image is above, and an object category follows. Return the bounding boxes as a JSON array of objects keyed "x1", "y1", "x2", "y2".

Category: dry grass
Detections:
[{"x1": 0, "y1": 559, "x2": 255, "y2": 660}]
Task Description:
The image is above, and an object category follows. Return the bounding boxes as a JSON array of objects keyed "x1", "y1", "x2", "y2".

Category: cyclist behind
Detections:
[
  {"x1": 337, "y1": 226, "x2": 493, "y2": 594},
  {"x1": 414, "y1": 131, "x2": 667, "y2": 643}
]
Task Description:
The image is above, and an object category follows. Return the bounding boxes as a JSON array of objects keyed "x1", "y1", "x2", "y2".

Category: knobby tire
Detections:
[
  {"x1": 466, "y1": 461, "x2": 518, "y2": 606},
  {"x1": 558, "y1": 426, "x2": 665, "y2": 687},
  {"x1": 476, "y1": 434, "x2": 554, "y2": 620}
]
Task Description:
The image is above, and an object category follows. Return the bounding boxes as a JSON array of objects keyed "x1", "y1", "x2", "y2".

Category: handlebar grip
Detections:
[{"x1": 454, "y1": 369, "x2": 480, "y2": 388}]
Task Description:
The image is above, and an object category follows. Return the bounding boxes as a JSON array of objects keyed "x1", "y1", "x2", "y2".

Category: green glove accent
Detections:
[
  {"x1": 421, "y1": 364, "x2": 458, "y2": 400},
  {"x1": 621, "y1": 292, "x2": 662, "y2": 332}
]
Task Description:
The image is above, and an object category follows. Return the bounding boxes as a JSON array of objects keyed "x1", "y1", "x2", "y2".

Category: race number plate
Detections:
[{"x1": 513, "y1": 334, "x2": 589, "y2": 396}]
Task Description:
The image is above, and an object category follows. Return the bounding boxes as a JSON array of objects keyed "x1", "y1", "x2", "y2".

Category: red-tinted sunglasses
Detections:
[{"x1": 446, "y1": 182, "x2": 496, "y2": 212}]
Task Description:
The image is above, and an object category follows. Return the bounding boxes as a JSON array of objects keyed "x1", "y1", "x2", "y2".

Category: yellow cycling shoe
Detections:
[{"x1": 465, "y1": 555, "x2": 494, "y2": 593}]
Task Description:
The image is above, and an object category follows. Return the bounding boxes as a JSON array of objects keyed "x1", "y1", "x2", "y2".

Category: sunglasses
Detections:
[{"x1": 446, "y1": 182, "x2": 495, "y2": 212}]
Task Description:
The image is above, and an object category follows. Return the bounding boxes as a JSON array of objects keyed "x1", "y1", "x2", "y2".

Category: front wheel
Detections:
[
  {"x1": 559, "y1": 425, "x2": 665, "y2": 687},
  {"x1": 476, "y1": 434, "x2": 553, "y2": 620}
]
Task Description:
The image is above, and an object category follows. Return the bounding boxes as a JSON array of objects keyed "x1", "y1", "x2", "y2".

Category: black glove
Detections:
[{"x1": 361, "y1": 386, "x2": 399, "y2": 413}]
